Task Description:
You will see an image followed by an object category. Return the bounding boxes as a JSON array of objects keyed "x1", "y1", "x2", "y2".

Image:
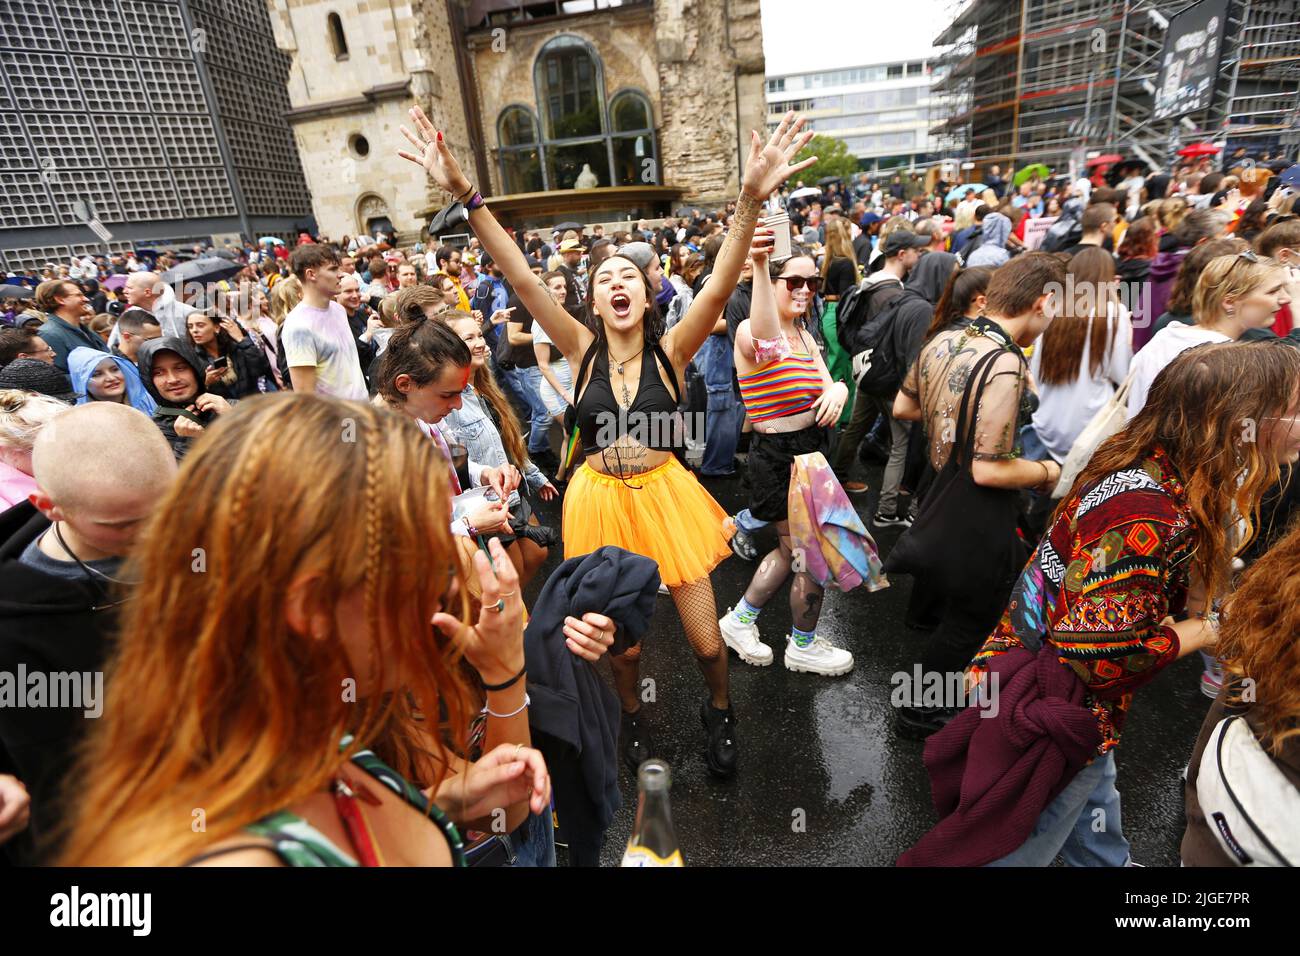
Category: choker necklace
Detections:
[{"x1": 609, "y1": 345, "x2": 644, "y2": 376}]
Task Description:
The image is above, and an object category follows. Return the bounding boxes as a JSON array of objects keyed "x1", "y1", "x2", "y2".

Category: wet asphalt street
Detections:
[{"x1": 525, "y1": 460, "x2": 1210, "y2": 867}]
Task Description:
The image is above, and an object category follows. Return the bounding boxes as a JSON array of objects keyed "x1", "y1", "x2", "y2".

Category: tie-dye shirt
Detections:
[{"x1": 280, "y1": 300, "x2": 367, "y2": 401}]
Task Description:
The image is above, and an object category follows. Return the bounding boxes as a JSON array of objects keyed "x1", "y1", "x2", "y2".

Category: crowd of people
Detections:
[{"x1": 1, "y1": 112, "x2": 1297, "y2": 868}]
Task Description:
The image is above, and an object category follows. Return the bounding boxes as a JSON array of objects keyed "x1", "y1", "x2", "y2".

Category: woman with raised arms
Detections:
[{"x1": 397, "y1": 107, "x2": 815, "y2": 778}]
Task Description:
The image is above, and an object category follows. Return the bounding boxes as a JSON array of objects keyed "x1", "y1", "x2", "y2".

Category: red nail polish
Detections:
[{"x1": 436, "y1": 131, "x2": 443, "y2": 142}]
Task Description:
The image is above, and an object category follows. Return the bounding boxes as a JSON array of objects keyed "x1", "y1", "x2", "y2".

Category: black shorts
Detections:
[{"x1": 747, "y1": 425, "x2": 831, "y2": 523}]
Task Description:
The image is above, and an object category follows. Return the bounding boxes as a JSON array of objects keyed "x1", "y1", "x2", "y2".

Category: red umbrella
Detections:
[
  {"x1": 1178, "y1": 142, "x2": 1220, "y2": 158},
  {"x1": 1086, "y1": 153, "x2": 1122, "y2": 167}
]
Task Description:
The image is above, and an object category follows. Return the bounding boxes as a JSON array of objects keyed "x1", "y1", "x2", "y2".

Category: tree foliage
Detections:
[{"x1": 790, "y1": 134, "x2": 859, "y2": 186}]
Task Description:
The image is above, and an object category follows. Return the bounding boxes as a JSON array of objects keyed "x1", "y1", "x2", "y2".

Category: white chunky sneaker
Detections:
[
  {"x1": 784, "y1": 636, "x2": 854, "y2": 676},
  {"x1": 719, "y1": 611, "x2": 774, "y2": 666}
]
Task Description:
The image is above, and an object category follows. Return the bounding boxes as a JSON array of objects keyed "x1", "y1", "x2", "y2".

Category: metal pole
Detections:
[
  {"x1": 1107, "y1": 0, "x2": 1131, "y2": 149},
  {"x1": 1220, "y1": 0, "x2": 1254, "y2": 139},
  {"x1": 1010, "y1": 0, "x2": 1028, "y2": 165}
]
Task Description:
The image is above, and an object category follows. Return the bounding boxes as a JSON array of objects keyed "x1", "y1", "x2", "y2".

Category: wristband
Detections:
[
  {"x1": 466, "y1": 191, "x2": 485, "y2": 212},
  {"x1": 480, "y1": 663, "x2": 526, "y2": 692},
  {"x1": 457, "y1": 183, "x2": 476, "y2": 203}
]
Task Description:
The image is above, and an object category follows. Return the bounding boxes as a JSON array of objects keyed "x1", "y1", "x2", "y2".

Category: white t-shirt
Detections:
[
  {"x1": 1126, "y1": 321, "x2": 1232, "y2": 420},
  {"x1": 281, "y1": 299, "x2": 368, "y2": 401},
  {"x1": 1030, "y1": 303, "x2": 1134, "y2": 461}
]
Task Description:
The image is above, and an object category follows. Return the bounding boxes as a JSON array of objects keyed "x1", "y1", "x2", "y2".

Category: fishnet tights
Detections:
[
  {"x1": 743, "y1": 521, "x2": 824, "y2": 632},
  {"x1": 610, "y1": 576, "x2": 730, "y2": 711}
]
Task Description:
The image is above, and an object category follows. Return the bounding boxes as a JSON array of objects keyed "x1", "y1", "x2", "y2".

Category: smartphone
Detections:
[{"x1": 211, "y1": 356, "x2": 228, "y2": 371}]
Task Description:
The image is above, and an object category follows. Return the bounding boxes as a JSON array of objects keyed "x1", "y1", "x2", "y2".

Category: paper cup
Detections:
[{"x1": 764, "y1": 211, "x2": 792, "y2": 263}]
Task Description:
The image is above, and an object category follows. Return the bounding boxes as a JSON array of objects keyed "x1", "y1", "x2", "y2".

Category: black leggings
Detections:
[{"x1": 917, "y1": 575, "x2": 1016, "y2": 684}]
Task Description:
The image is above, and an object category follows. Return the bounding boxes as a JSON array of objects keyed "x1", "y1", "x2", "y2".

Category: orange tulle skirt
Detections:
[{"x1": 562, "y1": 457, "x2": 734, "y2": 587}]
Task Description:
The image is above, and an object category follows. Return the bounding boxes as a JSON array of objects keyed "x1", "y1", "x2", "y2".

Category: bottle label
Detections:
[{"x1": 620, "y1": 845, "x2": 684, "y2": 867}]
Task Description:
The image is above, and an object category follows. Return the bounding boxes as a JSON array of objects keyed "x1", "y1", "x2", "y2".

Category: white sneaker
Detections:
[
  {"x1": 784, "y1": 636, "x2": 853, "y2": 676},
  {"x1": 719, "y1": 611, "x2": 774, "y2": 666}
]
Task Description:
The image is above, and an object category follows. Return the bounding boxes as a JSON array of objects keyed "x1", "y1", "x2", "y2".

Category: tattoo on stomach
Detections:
[{"x1": 588, "y1": 437, "x2": 669, "y2": 477}]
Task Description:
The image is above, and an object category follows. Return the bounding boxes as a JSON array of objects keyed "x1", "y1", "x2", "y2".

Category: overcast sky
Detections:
[{"x1": 760, "y1": 0, "x2": 955, "y2": 76}]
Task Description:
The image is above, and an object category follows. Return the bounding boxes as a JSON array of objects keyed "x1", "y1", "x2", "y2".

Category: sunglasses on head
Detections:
[{"x1": 776, "y1": 275, "x2": 821, "y2": 292}]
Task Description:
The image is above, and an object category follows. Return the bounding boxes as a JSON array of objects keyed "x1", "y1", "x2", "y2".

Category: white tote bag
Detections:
[{"x1": 1051, "y1": 368, "x2": 1136, "y2": 499}]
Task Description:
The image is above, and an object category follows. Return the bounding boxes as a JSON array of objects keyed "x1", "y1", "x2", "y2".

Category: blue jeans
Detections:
[
  {"x1": 984, "y1": 750, "x2": 1131, "y2": 866},
  {"x1": 506, "y1": 809, "x2": 556, "y2": 868},
  {"x1": 506, "y1": 365, "x2": 553, "y2": 454},
  {"x1": 701, "y1": 389, "x2": 744, "y2": 476}
]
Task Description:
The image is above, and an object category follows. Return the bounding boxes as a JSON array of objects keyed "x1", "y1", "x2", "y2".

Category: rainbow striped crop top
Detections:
[{"x1": 737, "y1": 347, "x2": 823, "y2": 423}]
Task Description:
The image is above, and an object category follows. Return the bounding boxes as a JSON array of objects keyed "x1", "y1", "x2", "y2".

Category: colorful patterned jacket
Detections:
[{"x1": 970, "y1": 446, "x2": 1193, "y2": 754}]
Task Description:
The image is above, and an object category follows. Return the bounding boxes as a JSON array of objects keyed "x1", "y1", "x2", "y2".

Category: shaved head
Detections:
[
  {"x1": 124, "y1": 271, "x2": 163, "y2": 310},
  {"x1": 34, "y1": 403, "x2": 175, "y2": 513}
]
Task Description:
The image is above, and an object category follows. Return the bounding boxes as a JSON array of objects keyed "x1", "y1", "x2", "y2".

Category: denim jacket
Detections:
[{"x1": 442, "y1": 385, "x2": 546, "y2": 501}]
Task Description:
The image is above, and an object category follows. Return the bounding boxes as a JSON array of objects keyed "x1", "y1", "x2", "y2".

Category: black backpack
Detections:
[
  {"x1": 836, "y1": 278, "x2": 904, "y2": 397},
  {"x1": 1040, "y1": 198, "x2": 1084, "y2": 253}
]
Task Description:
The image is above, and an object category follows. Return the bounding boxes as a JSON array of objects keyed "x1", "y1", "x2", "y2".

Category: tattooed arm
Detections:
[
  {"x1": 396, "y1": 106, "x2": 591, "y2": 360},
  {"x1": 665, "y1": 112, "x2": 816, "y2": 367}
]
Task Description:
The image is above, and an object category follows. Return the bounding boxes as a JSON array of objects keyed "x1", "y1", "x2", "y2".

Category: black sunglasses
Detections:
[{"x1": 776, "y1": 275, "x2": 821, "y2": 292}]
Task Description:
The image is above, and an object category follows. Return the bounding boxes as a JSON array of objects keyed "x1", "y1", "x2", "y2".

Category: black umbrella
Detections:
[
  {"x1": 159, "y1": 257, "x2": 242, "y2": 285},
  {"x1": 554, "y1": 221, "x2": 583, "y2": 232},
  {"x1": 817, "y1": 175, "x2": 843, "y2": 186},
  {"x1": 0, "y1": 284, "x2": 35, "y2": 299}
]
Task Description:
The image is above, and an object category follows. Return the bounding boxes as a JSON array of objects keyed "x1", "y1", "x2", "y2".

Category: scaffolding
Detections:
[{"x1": 929, "y1": 0, "x2": 1300, "y2": 171}]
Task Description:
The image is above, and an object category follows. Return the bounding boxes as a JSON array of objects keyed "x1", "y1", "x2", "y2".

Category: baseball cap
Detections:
[
  {"x1": 881, "y1": 231, "x2": 930, "y2": 257},
  {"x1": 617, "y1": 241, "x2": 656, "y2": 272}
]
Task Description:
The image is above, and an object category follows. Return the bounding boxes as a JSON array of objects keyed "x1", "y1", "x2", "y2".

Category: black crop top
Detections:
[{"x1": 574, "y1": 340, "x2": 684, "y2": 456}]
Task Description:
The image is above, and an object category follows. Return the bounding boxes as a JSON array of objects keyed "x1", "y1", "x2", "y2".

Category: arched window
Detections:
[
  {"x1": 497, "y1": 106, "x2": 543, "y2": 194},
  {"x1": 496, "y1": 37, "x2": 659, "y2": 194},
  {"x1": 328, "y1": 13, "x2": 348, "y2": 59},
  {"x1": 609, "y1": 89, "x2": 657, "y2": 187},
  {"x1": 535, "y1": 35, "x2": 604, "y2": 140}
]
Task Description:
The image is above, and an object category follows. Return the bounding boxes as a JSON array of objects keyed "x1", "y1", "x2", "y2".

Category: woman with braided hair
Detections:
[
  {"x1": 397, "y1": 106, "x2": 817, "y2": 777},
  {"x1": 57, "y1": 395, "x2": 550, "y2": 866}
]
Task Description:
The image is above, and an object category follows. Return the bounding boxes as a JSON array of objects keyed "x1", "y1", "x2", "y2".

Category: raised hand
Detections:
[
  {"x1": 398, "y1": 106, "x2": 472, "y2": 199},
  {"x1": 433, "y1": 537, "x2": 524, "y2": 684},
  {"x1": 742, "y1": 112, "x2": 817, "y2": 201}
]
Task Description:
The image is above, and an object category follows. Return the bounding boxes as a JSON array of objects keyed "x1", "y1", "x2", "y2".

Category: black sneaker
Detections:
[
  {"x1": 895, "y1": 705, "x2": 957, "y2": 740},
  {"x1": 729, "y1": 524, "x2": 758, "y2": 562},
  {"x1": 872, "y1": 510, "x2": 913, "y2": 528},
  {"x1": 621, "y1": 709, "x2": 653, "y2": 773},
  {"x1": 700, "y1": 700, "x2": 738, "y2": 778}
]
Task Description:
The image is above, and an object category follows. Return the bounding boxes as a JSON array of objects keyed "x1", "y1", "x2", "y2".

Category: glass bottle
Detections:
[{"x1": 620, "y1": 759, "x2": 683, "y2": 867}]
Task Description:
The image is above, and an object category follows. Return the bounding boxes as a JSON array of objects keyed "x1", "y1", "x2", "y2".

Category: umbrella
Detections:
[
  {"x1": 1178, "y1": 142, "x2": 1220, "y2": 158},
  {"x1": 1085, "y1": 153, "x2": 1123, "y2": 167},
  {"x1": 211, "y1": 248, "x2": 240, "y2": 260},
  {"x1": 257, "y1": 236, "x2": 285, "y2": 245},
  {"x1": 159, "y1": 257, "x2": 243, "y2": 285},
  {"x1": 0, "y1": 284, "x2": 35, "y2": 299},
  {"x1": 1279, "y1": 164, "x2": 1300, "y2": 190},
  {"x1": 945, "y1": 183, "x2": 988, "y2": 204},
  {"x1": 1012, "y1": 163, "x2": 1051, "y2": 188},
  {"x1": 817, "y1": 175, "x2": 843, "y2": 186},
  {"x1": 553, "y1": 221, "x2": 583, "y2": 233},
  {"x1": 101, "y1": 274, "x2": 128, "y2": 291},
  {"x1": 789, "y1": 186, "x2": 822, "y2": 200}
]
